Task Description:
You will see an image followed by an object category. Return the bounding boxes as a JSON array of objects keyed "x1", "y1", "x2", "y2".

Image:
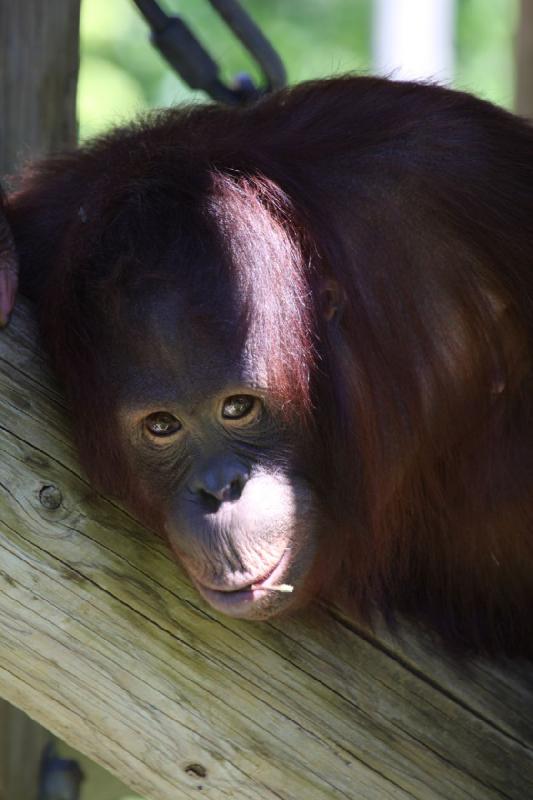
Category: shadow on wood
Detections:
[{"x1": 0, "y1": 298, "x2": 532, "y2": 800}]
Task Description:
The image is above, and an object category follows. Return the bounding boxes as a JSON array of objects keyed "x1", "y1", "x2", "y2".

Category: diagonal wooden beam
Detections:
[{"x1": 0, "y1": 297, "x2": 532, "y2": 800}]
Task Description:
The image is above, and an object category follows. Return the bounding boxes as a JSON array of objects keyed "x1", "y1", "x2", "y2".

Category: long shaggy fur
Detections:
[{"x1": 7, "y1": 76, "x2": 533, "y2": 656}]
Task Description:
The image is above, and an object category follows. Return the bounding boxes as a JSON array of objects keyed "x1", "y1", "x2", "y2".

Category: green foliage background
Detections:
[{"x1": 79, "y1": 0, "x2": 518, "y2": 139}]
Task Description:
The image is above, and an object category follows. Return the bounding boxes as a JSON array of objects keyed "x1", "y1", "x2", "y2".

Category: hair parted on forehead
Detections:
[
  {"x1": 21, "y1": 150, "x2": 318, "y2": 421},
  {"x1": 205, "y1": 170, "x2": 317, "y2": 416}
]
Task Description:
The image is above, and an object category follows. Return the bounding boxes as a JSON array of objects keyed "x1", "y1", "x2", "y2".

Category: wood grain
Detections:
[
  {"x1": 0, "y1": 0, "x2": 80, "y2": 176},
  {"x1": 517, "y1": 0, "x2": 533, "y2": 118},
  {"x1": 0, "y1": 298, "x2": 532, "y2": 800}
]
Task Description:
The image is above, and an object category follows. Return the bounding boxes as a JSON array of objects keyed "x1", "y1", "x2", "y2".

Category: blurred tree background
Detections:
[{"x1": 79, "y1": 0, "x2": 518, "y2": 139}]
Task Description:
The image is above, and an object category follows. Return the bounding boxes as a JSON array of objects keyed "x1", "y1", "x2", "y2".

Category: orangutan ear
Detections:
[
  {"x1": 0, "y1": 210, "x2": 18, "y2": 329},
  {"x1": 320, "y1": 279, "x2": 346, "y2": 322},
  {"x1": 485, "y1": 288, "x2": 528, "y2": 396}
]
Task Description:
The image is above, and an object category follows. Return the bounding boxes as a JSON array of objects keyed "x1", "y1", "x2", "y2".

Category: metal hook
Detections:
[{"x1": 131, "y1": 0, "x2": 286, "y2": 105}]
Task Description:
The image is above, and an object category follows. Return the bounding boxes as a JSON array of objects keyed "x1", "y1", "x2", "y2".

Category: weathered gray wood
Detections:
[
  {"x1": 0, "y1": 0, "x2": 80, "y2": 175},
  {"x1": 517, "y1": 0, "x2": 533, "y2": 117},
  {"x1": 0, "y1": 297, "x2": 532, "y2": 799},
  {"x1": 0, "y1": 3, "x2": 81, "y2": 795}
]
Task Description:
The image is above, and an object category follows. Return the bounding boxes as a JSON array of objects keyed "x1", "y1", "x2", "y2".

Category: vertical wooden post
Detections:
[
  {"x1": 0, "y1": 0, "x2": 81, "y2": 176},
  {"x1": 0, "y1": 702, "x2": 50, "y2": 800},
  {"x1": 516, "y1": 0, "x2": 533, "y2": 117},
  {"x1": 0, "y1": 2, "x2": 81, "y2": 797}
]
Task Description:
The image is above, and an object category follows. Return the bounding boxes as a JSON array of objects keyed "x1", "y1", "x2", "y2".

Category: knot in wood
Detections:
[
  {"x1": 39, "y1": 484, "x2": 62, "y2": 510},
  {"x1": 184, "y1": 763, "x2": 207, "y2": 779}
]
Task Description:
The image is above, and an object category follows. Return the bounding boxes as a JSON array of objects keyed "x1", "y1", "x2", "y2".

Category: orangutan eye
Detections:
[
  {"x1": 144, "y1": 412, "x2": 182, "y2": 437},
  {"x1": 222, "y1": 395, "x2": 257, "y2": 420}
]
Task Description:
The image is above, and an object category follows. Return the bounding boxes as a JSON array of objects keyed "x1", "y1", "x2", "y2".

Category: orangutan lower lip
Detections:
[
  {"x1": 216, "y1": 557, "x2": 282, "y2": 592},
  {"x1": 193, "y1": 549, "x2": 291, "y2": 610}
]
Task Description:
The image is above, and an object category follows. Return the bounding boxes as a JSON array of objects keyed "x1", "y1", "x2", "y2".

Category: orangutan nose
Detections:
[{"x1": 190, "y1": 459, "x2": 249, "y2": 512}]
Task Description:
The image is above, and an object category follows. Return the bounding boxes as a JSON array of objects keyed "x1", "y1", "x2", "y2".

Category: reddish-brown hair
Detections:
[{"x1": 8, "y1": 76, "x2": 533, "y2": 655}]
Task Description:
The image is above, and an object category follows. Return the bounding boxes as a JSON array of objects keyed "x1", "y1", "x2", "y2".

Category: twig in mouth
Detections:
[{"x1": 251, "y1": 583, "x2": 294, "y2": 593}]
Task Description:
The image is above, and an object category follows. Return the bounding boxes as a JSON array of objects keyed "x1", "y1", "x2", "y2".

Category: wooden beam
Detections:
[
  {"x1": 0, "y1": 297, "x2": 532, "y2": 799},
  {"x1": 516, "y1": 0, "x2": 533, "y2": 116},
  {"x1": 0, "y1": 0, "x2": 80, "y2": 175},
  {"x1": 0, "y1": 3, "x2": 81, "y2": 797}
]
